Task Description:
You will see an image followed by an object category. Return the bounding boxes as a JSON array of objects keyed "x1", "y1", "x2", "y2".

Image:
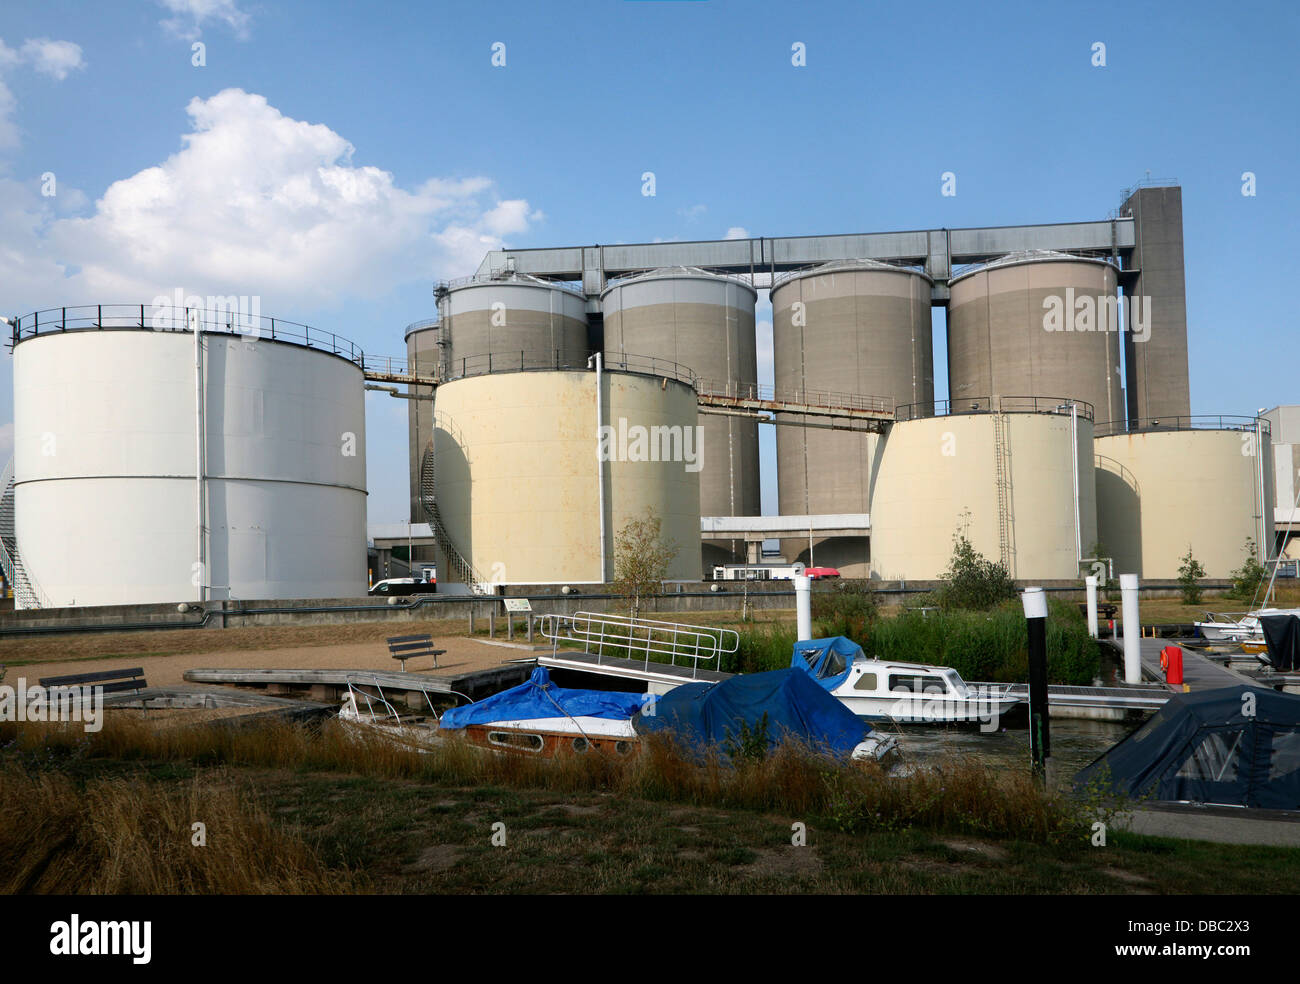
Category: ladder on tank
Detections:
[
  {"x1": 0, "y1": 457, "x2": 50, "y2": 609},
  {"x1": 991, "y1": 408, "x2": 1016, "y2": 577},
  {"x1": 418, "y1": 444, "x2": 489, "y2": 594}
]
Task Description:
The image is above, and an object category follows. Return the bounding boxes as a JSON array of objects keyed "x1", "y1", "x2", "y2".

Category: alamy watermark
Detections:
[
  {"x1": 1043, "y1": 289, "x2": 1152, "y2": 343},
  {"x1": 149, "y1": 288, "x2": 263, "y2": 337},
  {"x1": 597, "y1": 417, "x2": 703, "y2": 473},
  {"x1": 0, "y1": 677, "x2": 103, "y2": 732}
]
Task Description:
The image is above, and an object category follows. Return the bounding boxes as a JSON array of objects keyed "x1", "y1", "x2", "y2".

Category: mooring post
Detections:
[
  {"x1": 794, "y1": 574, "x2": 812, "y2": 640},
  {"x1": 1120, "y1": 574, "x2": 1141, "y2": 684},
  {"x1": 1085, "y1": 575, "x2": 1099, "y2": 638},
  {"x1": 1022, "y1": 586, "x2": 1051, "y2": 782},
  {"x1": 489, "y1": 607, "x2": 496, "y2": 638},
  {"x1": 527, "y1": 614, "x2": 534, "y2": 643},
  {"x1": 507, "y1": 609, "x2": 514, "y2": 641},
  {"x1": 468, "y1": 604, "x2": 475, "y2": 636}
]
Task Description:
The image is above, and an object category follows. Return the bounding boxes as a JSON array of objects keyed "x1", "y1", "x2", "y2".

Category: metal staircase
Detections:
[
  {"x1": 0, "y1": 457, "x2": 49, "y2": 609},
  {"x1": 417, "y1": 443, "x2": 488, "y2": 593},
  {"x1": 991, "y1": 408, "x2": 1016, "y2": 577}
]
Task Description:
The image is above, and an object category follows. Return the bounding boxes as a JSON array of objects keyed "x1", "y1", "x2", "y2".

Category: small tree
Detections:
[
  {"x1": 613, "y1": 508, "x2": 679, "y2": 620},
  {"x1": 1227, "y1": 538, "x2": 1268, "y2": 602},
  {"x1": 1177, "y1": 545, "x2": 1206, "y2": 605},
  {"x1": 933, "y1": 521, "x2": 1018, "y2": 612}
]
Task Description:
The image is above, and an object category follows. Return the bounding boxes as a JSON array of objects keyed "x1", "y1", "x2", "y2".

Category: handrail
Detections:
[
  {"x1": 696, "y1": 378, "x2": 894, "y2": 414},
  {"x1": 9, "y1": 304, "x2": 365, "y2": 367},
  {"x1": 438, "y1": 350, "x2": 698, "y2": 388},
  {"x1": 894, "y1": 396, "x2": 1096, "y2": 422},
  {"x1": 1094, "y1": 415, "x2": 1267, "y2": 438},
  {"x1": 539, "y1": 611, "x2": 739, "y2": 679}
]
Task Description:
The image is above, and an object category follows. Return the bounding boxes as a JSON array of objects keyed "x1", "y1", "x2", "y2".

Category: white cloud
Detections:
[
  {"x1": 725, "y1": 226, "x2": 749, "y2": 240},
  {"x1": 157, "y1": 0, "x2": 252, "y2": 40},
  {"x1": 20, "y1": 39, "x2": 85, "y2": 81},
  {"x1": 0, "y1": 37, "x2": 84, "y2": 149},
  {"x1": 677, "y1": 203, "x2": 706, "y2": 220},
  {"x1": 6, "y1": 88, "x2": 540, "y2": 306}
]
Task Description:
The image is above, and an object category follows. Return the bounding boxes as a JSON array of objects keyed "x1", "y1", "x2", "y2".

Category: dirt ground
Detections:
[{"x1": 0, "y1": 619, "x2": 541, "y2": 689}]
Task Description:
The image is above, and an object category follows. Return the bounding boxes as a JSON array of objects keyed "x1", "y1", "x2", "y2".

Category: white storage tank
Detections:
[
  {"x1": 10, "y1": 309, "x2": 367, "y2": 607},
  {"x1": 432, "y1": 366, "x2": 702, "y2": 584},
  {"x1": 871, "y1": 399, "x2": 1097, "y2": 581},
  {"x1": 1095, "y1": 420, "x2": 1273, "y2": 579}
]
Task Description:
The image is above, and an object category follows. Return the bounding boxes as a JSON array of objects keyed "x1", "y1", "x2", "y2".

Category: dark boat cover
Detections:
[
  {"x1": 790, "y1": 636, "x2": 861, "y2": 691},
  {"x1": 1074, "y1": 686, "x2": 1300, "y2": 809},
  {"x1": 634, "y1": 668, "x2": 871, "y2": 757},
  {"x1": 1260, "y1": 614, "x2": 1300, "y2": 672},
  {"x1": 438, "y1": 667, "x2": 649, "y2": 730}
]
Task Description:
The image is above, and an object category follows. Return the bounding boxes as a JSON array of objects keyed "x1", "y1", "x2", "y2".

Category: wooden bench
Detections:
[
  {"x1": 387, "y1": 635, "x2": 445, "y2": 672},
  {"x1": 39, "y1": 666, "x2": 147, "y2": 696},
  {"x1": 1077, "y1": 602, "x2": 1119, "y2": 620}
]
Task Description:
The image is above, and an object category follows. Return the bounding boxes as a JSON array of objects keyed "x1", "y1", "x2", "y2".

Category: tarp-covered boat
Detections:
[
  {"x1": 1074, "y1": 685, "x2": 1300, "y2": 809},
  {"x1": 634, "y1": 667, "x2": 899, "y2": 762},
  {"x1": 436, "y1": 667, "x2": 652, "y2": 756}
]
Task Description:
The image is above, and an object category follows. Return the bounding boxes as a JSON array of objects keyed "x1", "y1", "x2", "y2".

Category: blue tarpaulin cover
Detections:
[
  {"x1": 438, "y1": 667, "x2": 648, "y2": 730},
  {"x1": 789, "y1": 636, "x2": 862, "y2": 692},
  {"x1": 635, "y1": 668, "x2": 871, "y2": 757},
  {"x1": 1074, "y1": 685, "x2": 1300, "y2": 809}
]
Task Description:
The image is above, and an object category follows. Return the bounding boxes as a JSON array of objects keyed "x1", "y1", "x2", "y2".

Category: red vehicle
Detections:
[{"x1": 804, "y1": 567, "x2": 841, "y2": 580}]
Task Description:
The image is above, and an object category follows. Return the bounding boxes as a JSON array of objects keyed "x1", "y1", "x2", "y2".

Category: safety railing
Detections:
[
  {"x1": 894, "y1": 396, "x2": 1095, "y2": 422},
  {"x1": 539, "y1": 611, "x2": 739, "y2": 679},
  {"x1": 438, "y1": 350, "x2": 698, "y2": 388},
  {"x1": 695, "y1": 378, "x2": 894, "y2": 415},
  {"x1": 9, "y1": 304, "x2": 365, "y2": 366},
  {"x1": 1094, "y1": 415, "x2": 1267, "y2": 438}
]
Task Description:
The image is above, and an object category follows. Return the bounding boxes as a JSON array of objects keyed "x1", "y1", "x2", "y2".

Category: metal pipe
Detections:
[
  {"x1": 193, "y1": 309, "x2": 205, "y2": 604},
  {"x1": 1085, "y1": 574, "x2": 1099, "y2": 638},
  {"x1": 1070, "y1": 402, "x2": 1081, "y2": 564},
  {"x1": 1120, "y1": 573, "x2": 1141, "y2": 684},
  {"x1": 593, "y1": 351, "x2": 608, "y2": 583}
]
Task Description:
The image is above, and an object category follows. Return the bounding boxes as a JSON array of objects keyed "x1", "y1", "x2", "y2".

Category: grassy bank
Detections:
[
  {"x1": 4, "y1": 717, "x2": 1300, "y2": 894},
  {"x1": 725, "y1": 601, "x2": 1099, "y2": 685}
]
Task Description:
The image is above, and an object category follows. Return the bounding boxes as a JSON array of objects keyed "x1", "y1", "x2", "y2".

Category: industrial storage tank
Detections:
[
  {"x1": 405, "y1": 318, "x2": 440, "y2": 526},
  {"x1": 1095, "y1": 420, "x2": 1274, "y2": 579},
  {"x1": 601, "y1": 267, "x2": 758, "y2": 569},
  {"x1": 431, "y1": 365, "x2": 701, "y2": 584},
  {"x1": 771, "y1": 259, "x2": 934, "y2": 576},
  {"x1": 870, "y1": 399, "x2": 1097, "y2": 581},
  {"x1": 948, "y1": 251, "x2": 1125, "y2": 426},
  {"x1": 10, "y1": 308, "x2": 368, "y2": 608},
  {"x1": 439, "y1": 273, "x2": 589, "y2": 379}
]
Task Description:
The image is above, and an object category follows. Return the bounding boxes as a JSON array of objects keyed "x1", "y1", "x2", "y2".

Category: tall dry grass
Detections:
[
  {"x1": 2, "y1": 715, "x2": 1087, "y2": 847},
  {"x1": 0, "y1": 760, "x2": 360, "y2": 893}
]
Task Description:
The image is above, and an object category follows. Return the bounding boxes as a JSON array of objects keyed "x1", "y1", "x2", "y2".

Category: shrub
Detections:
[
  {"x1": 932, "y1": 527, "x2": 1018, "y2": 612},
  {"x1": 1177, "y1": 546, "x2": 1207, "y2": 605},
  {"x1": 1227, "y1": 538, "x2": 1268, "y2": 602}
]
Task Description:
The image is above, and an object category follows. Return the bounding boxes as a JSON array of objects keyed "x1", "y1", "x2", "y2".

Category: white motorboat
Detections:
[
  {"x1": 1195, "y1": 609, "x2": 1300, "y2": 643},
  {"x1": 792, "y1": 637, "x2": 1023, "y2": 725}
]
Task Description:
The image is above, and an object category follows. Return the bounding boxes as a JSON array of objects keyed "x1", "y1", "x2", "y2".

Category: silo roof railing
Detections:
[
  {"x1": 894, "y1": 396, "x2": 1095, "y2": 422},
  {"x1": 403, "y1": 317, "x2": 439, "y2": 339},
  {"x1": 9, "y1": 304, "x2": 365, "y2": 367},
  {"x1": 436, "y1": 271, "x2": 585, "y2": 295},
  {"x1": 1094, "y1": 415, "x2": 1269, "y2": 439},
  {"x1": 441, "y1": 350, "x2": 698, "y2": 388},
  {"x1": 769, "y1": 258, "x2": 932, "y2": 291}
]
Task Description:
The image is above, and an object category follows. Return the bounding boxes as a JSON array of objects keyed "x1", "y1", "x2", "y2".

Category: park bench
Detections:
[
  {"x1": 387, "y1": 635, "x2": 445, "y2": 672},
  {"x1": 38, "y1": 666, "x2": 147, "y2": 696}
]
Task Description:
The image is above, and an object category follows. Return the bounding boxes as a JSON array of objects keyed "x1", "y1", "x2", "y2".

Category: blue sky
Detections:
[{"x1": 0, "y1": 0, "x2": 1295, "y2": 524}]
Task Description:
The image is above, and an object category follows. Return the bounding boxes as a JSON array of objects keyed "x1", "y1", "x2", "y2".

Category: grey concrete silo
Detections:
[
  {"x1": 771, "y1": 260, "x2": 934, "y2": 576},
  {"x1": 601, "y1": 267, "x2": 759, "y2": 568}
]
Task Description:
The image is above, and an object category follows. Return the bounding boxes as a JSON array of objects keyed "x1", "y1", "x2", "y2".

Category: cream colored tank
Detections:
[
  {"x1": 1095, "y1": 427, "x2": 1273, "y2": 579},
  {"x1": 432, "y1": 369, "x2": 701, "y2": 583},
  {"x1": 870, "y1": 406, "x2": 1096, "y2": 581}
]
